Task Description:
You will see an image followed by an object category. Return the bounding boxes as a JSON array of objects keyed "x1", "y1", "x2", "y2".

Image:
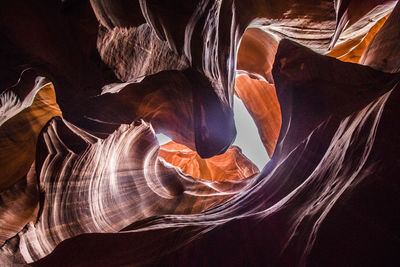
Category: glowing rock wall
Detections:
[{"x1": 0, "y1": 0, "x2": 399, "y2": 266}]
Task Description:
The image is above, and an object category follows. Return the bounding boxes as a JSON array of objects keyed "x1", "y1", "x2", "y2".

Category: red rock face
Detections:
[
  {"x1": 0, "y1": 0, "x2": 399, "y2": 266},
  {"x1": 235, "y1": 75, "x2": 281, "y2": 157},
  {"x1": 159, "y1": 141, "x2": 259, "y2": 181}
]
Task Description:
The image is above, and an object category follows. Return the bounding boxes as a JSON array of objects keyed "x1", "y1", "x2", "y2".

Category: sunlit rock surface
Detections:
[
  {"x1": 0, "y1": 78, "x2": 61, "y2": 190},
  {"x1": 159, "y1": 141, "x2": 259, "y2": 181},
  {"x1": 329, "y1": 0, "x2": 396, "y2": 49},
  {"x1": 326, "y1": 13, "x2": 389, "y2": 63},
  {"x1": 235, "y1": 75, "x2": 281, "y2": 157},
  {"x1": 360, "y1": 1, "x2": 400, "y2": 72},
  {"x1": 31, "y1": 39, "x2": 400, "y2": 267},
  {"x1": 0, "y1": 0, "x2": 400, "y2": 266},
  {"x1": 237, "y1": 28, "x2": 279, "y2": 82},
  {"x1": 1, "y1": 118, "x2": 252, "y2": 264}
]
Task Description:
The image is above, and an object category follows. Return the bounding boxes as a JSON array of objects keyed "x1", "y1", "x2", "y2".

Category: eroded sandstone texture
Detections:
[{"x1": 0, "y1": 0, "x2": 399, "y2": 266}]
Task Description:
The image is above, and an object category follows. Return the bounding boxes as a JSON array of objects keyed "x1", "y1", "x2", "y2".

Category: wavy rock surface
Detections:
[
  {"x1": 330, "y1": 0, "x2": 396, "y2": 48},
  {"x1": 1, "y1": 118, "x2": 252, "y2": 264},
  {"x1": 360, "y1": 0, "x2": 400, "y2": 72},
  {"x1": 0, "y1": 166, "x2": 38, "y2": 245},
  {"x1": 0, "y1": 78, "x2": 61, "y2": 190},
  {"x1": 326, "y1": 13, "x2": 389, "y2": 63},
  {"x1": 0, "y1": 0, "x2": 399, "y2": 266},
  {"x1": 159, "y1": 142, "x2": 259, "y2": 181},
  {"x1": 31, "y1": 39, "x2": 400, "y2": 267}
]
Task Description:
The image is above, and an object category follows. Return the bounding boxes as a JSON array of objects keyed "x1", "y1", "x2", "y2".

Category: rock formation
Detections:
[{"x1": 0, "y1": 0, "x2": 399, "y2": 266}]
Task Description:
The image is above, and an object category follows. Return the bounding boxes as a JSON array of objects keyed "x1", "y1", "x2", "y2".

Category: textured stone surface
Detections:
[
  {"x1": 0, "y1": 0, "x2": 399, "y2": 266},
  {"x1": 159, "y1": 142, "x2": 259, "y2": 181},
  {"x1": 235, "y1": 75, "x2": 281, "y2": 157},
  {"x1": 33, "y1": 40, "x2": 400, "y2": 267},
  {"x1": 360, "y1": 1, "x2": 400, "y2": 72},
  {"x1": 0, "y1": 79, "x2": 61, "y2": 190}
]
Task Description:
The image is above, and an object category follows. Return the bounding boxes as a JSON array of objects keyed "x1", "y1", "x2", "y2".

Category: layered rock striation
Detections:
[{"x1": 0, "y1": 0, "x2": 399, "y2": 266}]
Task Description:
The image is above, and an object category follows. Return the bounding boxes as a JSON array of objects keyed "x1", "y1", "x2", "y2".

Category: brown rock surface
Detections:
[
  {"x1": 237, "y1": 28, "x2": 279, "y2": 82},
  {"x1": 235, "y1": 75, "x2": 281, "y2": 157},
  {"x1": 159, "y1": 142, "x2": 259, "y2": 181},
  {"x1": 0, "y1": 80, "x2": 61, "y2": 190},
  {"x1": 360, "y1": 1, "x2": 400, "y2": 72},
  {"x1": 327, "y1": 13, "x2": 389, "y2": 63},
  {"x1": 0, "y1": 1, "x2": 399, "y2": 266},
  {"x1": 31, "y1": 39, "x2": 400, "y2": 267}
]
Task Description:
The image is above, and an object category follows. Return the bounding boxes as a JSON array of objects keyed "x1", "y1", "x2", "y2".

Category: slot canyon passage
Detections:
[{"x1": 0, "y1": 0, "x2": 400, "y2": 266}]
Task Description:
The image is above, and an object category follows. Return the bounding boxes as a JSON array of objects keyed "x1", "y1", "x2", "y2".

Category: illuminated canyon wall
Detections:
[{"x1": 0, "y1": 0, "x2": 399, "y2": 266}]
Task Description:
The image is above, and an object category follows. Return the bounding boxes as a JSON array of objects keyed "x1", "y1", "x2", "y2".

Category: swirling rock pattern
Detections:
[
  {"x1": 1, "y1": 118, "x2": 252, "y2": 264},
  {"x1": 28, "y1": 39, "x2": 400, "y2": 267},
  {"x1": 0, "y1": 0, "x2": 399, "y2": 266}
]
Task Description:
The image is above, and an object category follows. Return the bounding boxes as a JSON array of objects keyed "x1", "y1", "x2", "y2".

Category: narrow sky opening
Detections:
[
  {"x1": 156, "y1": 133, "x2": 172, "y2": 145},
  {"x1": 156, "y1": 95, "x2": 270, "y2": 170},
  {"x1": 233, "y1": 95, "x2": 270, "y2": 170}
]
